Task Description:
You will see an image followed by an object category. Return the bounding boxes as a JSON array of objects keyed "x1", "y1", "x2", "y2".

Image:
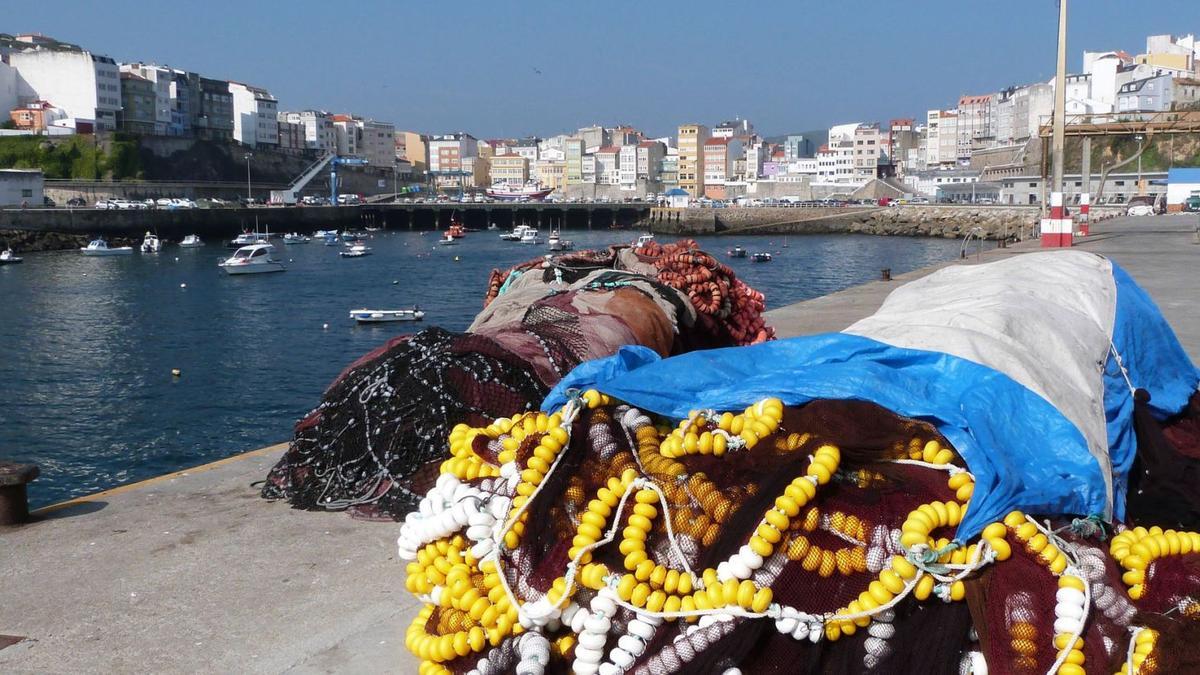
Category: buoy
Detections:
[
  {"x1": 171, "y1": 368, "x2": 181, "y2": 377},
  {"x1": 454, "y1": 256, "x2": 460, "y2": 262},
  {"x1": 180, "y1": 283, "x2": 187, "y2": 288},
  {"x1": 322, "y1": 323, "x2": 329, "y2": 329},
  {"x1": 174, "y1": 257, "x2": 180, "y2": 262},
  {"x1": 392, "y1": 280, "x2": 399, "y2": 285}
]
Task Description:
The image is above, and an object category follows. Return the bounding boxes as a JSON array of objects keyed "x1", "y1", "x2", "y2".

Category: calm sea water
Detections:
[{"x1": 0, "y1": 229, "x2": 969, "y2": 507}]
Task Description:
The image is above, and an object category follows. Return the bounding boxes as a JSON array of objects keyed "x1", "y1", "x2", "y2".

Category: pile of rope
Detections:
[
  {"x1": 634, "y1": 239, "x2": 773, "y2": 345},
  {"x1": 396, "y1": 393, "x2": 1200, "y2": 674}
]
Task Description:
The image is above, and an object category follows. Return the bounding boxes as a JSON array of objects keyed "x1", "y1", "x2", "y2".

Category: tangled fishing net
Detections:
[
  {"x1": 262, "y1": 240, "x2": 773, "y2": 519},
  {"x1": 394, "y1": 251, "x2": 1200, "y2": 673}
]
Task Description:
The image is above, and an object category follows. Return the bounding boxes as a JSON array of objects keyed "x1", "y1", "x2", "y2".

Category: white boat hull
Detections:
[
  {"x1": 221, "y1": 261, "x2": 285, "y2": 274},
  {"x1": 81, "y1": 248, "x2": 133, "y2": 256},
  {"x1": 349, "y1": 309, "x2": 425, "y2": 323}
]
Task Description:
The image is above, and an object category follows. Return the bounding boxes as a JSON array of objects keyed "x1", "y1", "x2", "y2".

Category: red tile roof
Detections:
[
  {"x1": 704, "y1": 137, "x2": 729, "y2": 145},
  {"x1": 595, "y1": 146, "x2": 620, "y2": 154}
]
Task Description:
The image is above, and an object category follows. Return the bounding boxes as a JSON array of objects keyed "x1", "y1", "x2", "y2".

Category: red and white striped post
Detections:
[
  {"x1": 1077, "y1": 193, "x2": 1090, "y2": 237},
  {"x1": 1041, "y1": 191, "x2": 1073, "y2": 248}
]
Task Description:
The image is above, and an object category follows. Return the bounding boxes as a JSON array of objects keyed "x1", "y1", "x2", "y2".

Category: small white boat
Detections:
[
  {"x1": 339, "y1": 244, "x2": 372, "y2": 258},
  {"x1": 322, "y1": 232, "x2": 340, "y2": 246},
  {"x1": 547, "y1": 232, "x2": 573, "y2": 251},
  {"x1": 438, "y1": 234, "x2": 459, "y2": 246},
  {"x1": 283, "y1": 233, "x2": 311, "y2": 244},
  {"x1": 519, "y1": 229, "x2": 541, "y2": 245},
  {"x1": 500, "y1": 224, "x2": 532, "y2": 241},
  {"x1": 230, "y1": 231, "x2": 270, "y2": 248},
  {"x1": 218, "y1": 243, "x2": 285, "y2": 274},
  {"x1": 314, "y1": 229, "x2": 338, "y2": 239},
  {"x1": 81, "y1": 239, "x2": 133, "y2": 256},
  {"x1": 487, "y1": 223, "x2": 499, "y2": 231},
  {"x1": 349, "y1": 307, "x2": 425, "y2": 323},
  {"x1": 140, "y1": 232, "x2": 162, "y2": 253},
  {"x1": 633, "y1": 233, "x2": 655, "y2": 247},
  {"x1": 179, "y1": 234, "x2": 204, "y2": 248},
  {"x1": 0, "y1": 248, "x2": 23, "y2": 265},
  {"x1": 751, "y1": 252, "x2": 773, "y2": 263}
]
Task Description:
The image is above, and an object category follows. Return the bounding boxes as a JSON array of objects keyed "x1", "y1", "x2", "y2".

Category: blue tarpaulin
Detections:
[{"x1": 544, "y1": 257, "x2": 1198, "y2": 540}]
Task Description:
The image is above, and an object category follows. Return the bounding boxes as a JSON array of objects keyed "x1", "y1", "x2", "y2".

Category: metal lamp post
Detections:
[
  {"x1": 393, "y1": 162, "x2": 399, "y2": 202},
  {"x1": 244, "y1": 152, "x2": 253, "y2": 204},
  {"x1": 1135, "y1": 134, "x2": 1144, "y2": 195}
]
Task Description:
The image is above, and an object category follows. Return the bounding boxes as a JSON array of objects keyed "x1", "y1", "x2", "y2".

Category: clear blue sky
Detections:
[{"x1": 13, "y1": 0, "x2": 1200, "y2": 138}]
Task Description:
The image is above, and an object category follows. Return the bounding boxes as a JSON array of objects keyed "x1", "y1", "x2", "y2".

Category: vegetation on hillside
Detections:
[
  {"x1": 0, "y1": 134, "x2": 143, "y2": 179},
  {"x1": 1062, "y1": 133, "x2": 1200, "y2": 173}
]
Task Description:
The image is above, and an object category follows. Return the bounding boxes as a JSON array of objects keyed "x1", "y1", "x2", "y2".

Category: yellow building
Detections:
[
  {"x1": 1136, "y1": 52, "x2": 1193, "y2": 73},
  {"x1": 395, "y1": 131, "x2": 429, "y2": 173},
  {"x1": 677, "y1": 123, "x2": 709, "y2": 198},
  {"x1": 489, "y1": 154, "x2": 529, "y2": 185},
  {"x1": 536, "y1": 159, "x2": 566, "y2": 191}
]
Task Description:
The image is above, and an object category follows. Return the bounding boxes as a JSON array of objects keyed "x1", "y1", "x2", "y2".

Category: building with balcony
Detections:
[
  {"x1": 489, "y1": 154, "x2": 529, "y2": 185},
  {"x1": 594, "y1": 147, "x2": 621, "y2": 185},
  {"x1": 677, "y1": 124, "x2": 709, "y2": 197},
  {"x1": 117, "y1": 73, "x2": 157, "y2": 135}
]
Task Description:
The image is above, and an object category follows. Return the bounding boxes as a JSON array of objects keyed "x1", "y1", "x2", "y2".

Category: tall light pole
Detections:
[
  {"x1": 393, "y1": 161, "x2": 399, "y2": 202},
  {"x1": 1043, "y1": 0, "x2": 1071, "y2": 247},
  {"x1": 1135, "y1": 134, "x2": 1144, "y2": 195},
  {"x1": 244, "y1": 152, "x2": 253, "y2": 204}
]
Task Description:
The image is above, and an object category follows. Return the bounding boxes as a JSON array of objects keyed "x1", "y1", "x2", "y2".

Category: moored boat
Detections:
[
  {"x1": 751, "y1": 252, "x2": 773, "y2": 262},
  {"x1": 728, "y1": 245, "x2": 747, "y2": 258},
  {"x1": 140, "y1": 232, "x2": 162, "y2": 253},
  {"x1": 339, "y1": 244, "x2": 372, "y2": 258},
  {"x1": 81, "y1": 239, "x2": 133, "y2": 256},
  {"x1": 438, "y1": 233, "x2": 459, "y2": 246},
  {"x1": 547, "y1": 231, "x2": 573, "y2": 251},
  {"x1": 485, "y1": 182, "x2": 553, "y2": 202},
  {"x1": 179, "y1": 234, "x2": 204, "y2": 248},
  {"x1": 0, "y1": 248, "x2": 22, "y2": 264},
  {"x1": 348, "y1": 307, "x2": 425, "y2": 323},
  {"x1": 218, "y1": 243, "x2": 285, "y2": 274},
  {"x1": 283, "y1": 233, "x2": 311, "y2": 244},
  {"x1": 633, "y1": 233, "x2": 655, "y2": 247}
]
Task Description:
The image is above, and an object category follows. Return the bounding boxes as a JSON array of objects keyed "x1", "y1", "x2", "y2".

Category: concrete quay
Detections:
[{"x1": 1, "y1": 214, "x2": 1197, "y2": 673}]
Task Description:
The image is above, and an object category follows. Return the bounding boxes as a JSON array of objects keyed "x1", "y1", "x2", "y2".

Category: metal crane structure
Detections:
[
  {"x1": 268, "y1": 153, "x2": 370, "y2": 206},
  {"x1": 329, "y1": 155, "x2": 369, "y2": 205}
]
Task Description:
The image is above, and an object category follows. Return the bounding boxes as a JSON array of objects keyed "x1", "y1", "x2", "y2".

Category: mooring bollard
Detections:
[
  {"x1": 0, "y1": 461, "x2": 39, "y2": 525},
  {"x1": 881, "y1": 268, "x2": 892, "y2": 281}
]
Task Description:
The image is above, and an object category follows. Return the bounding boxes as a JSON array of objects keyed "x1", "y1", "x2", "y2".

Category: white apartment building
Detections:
[
  {"x1": 619, "y1": 145, "x2": 638, "y2": 188},
  {"x1": 924, "y1": 110, "x2": 959, "y2": 168},
  {"x1": 904, "y1": 168, "x2": 981, "y2": 198},
  {"x1": 331, "y1": 115, "x2": 395, "y2": 167},
  {"x1": 744, "y1": 143, "x2": 768, "y2": 180},
  {"x1": 712, "y1": 119, "x2": 753, "y2": 139},
  {"x1": 8, "y1": 46, "x2": 122, "y2": 131},
  {"x1": 119, "y1": 63, "x2": 174, "y2": 135},
  {"x1": 581, "y1": 154, "x2": 597, "y2": 183},
  {"x1": 228, "y1": 82, "x2": 278, "y2": 147},
  {"x1": 956, "y1": 94, "x2": 994, "y2": 157},
  {"x1": 595, "y1": 147, "x2": 621, "y2": 185}
]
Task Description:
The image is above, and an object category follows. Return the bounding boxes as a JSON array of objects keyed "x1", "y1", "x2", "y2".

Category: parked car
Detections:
[
  {"x1": 66, "y1": 196, "x2": 86, "y2": 207},
  {"x1": 42, "y1": 196, "x2": 56, "y2": 208},
  {"x1": 1127, "y1": 203, "x2": 1155, "y2": 217},
  {"x1": 1185, "y1": 194, "x2": 1200, "y2": 212},
  {"x1": 95, "y1": 199, "x2": 115, "y2": 209}
]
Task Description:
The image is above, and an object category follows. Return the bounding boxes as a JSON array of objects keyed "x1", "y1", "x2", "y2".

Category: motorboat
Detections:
[
  {"x1": 314, "y1": 229, "x2": 338, "y2": 239},
  {"x1": 81, "y1": 239, "x2": 133, "y2": 256},
  {"x1": 447, "y1": 222, "x2": 466, "y2": 239},
  {"x1": 365, "y1": 226, "x2": 382, "y2": 232},
  {"x1": 349, "y1": 307, "x2": 426, "y2": 323},
  {"x1": 519, "y1": 229, "x2": 541, "y2": 244},
  {"x1": 728, "y1": 245, "x2": 747, "y2": 258},
  {"x1": 547, "y1": 231, "x2": 574, "y2": 251},
  {"x1": 633, "y1": 233, "x2": 655, "y2": 248},
  {"x1": 487, "y1": 223, "x2": 499, "y2": 231},
  {"x1": 322, "y1": 232, "x2": 340, "y2": 246},
  {"x1": 0, "y1": 248, "x2": 22, "y2": 265},
  {"x1": 218, "y1": 243, "x2": 285, "y2": 274},
  {"x1": 283, "y1": 233, "x2": 311, "y2": 244},
  {"x1": 179, "y1": 234, "x2": 204, "y2": 248},
  {"x1": 140, "y1": 232, "x2": 162, "y2": 253},
  {"x1": 751, "y1": 252, "x2": 773, "y2": 262},
  {"x1": 500, "y1": 224, "x2": 532, "y2": 241},
  {"x1": 438, "y1": 233, "x2": 459, "y2": 246},
  {"x1": 340, "y1": 244, "x2": 372, "y2": 258},
  {"x1": 342, "y1": 230, "x2": 370, "y2": 242},
  {"x1": 230, "y1": 231, "x2": 270, "y2": 248}
]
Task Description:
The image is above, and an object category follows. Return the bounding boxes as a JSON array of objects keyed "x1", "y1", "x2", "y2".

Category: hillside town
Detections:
[{"x1": 2, "y1": 30, "x2": 1200, "y2": 208}]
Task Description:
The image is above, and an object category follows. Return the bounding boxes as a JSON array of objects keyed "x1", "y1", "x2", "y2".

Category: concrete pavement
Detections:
[{"x1": 2, "y1": 214, "x2": 1196, "y2": 673}]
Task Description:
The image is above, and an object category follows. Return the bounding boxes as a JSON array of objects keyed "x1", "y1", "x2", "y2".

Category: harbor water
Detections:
[{"x1": 0, "y1": 229, "x2": 970, "y2": 507}]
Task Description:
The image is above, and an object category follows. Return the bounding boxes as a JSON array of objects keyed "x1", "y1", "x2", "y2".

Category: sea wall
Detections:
[{"x1": 646, "y1": 205, "x2": 1127, "y2": 240}]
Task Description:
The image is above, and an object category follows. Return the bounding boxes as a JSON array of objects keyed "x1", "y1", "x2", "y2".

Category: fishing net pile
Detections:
[
  {"x1": 262, "y1": 241, "x2": 771, "y2": 519},
  {"x1": 395, "y1": 251, "x2": 1200, "y2": 673}
]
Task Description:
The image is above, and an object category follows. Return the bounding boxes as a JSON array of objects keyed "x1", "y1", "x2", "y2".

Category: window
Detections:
[
  {"x1": 1029, "y1": 182, "x2": 1037, "y2": 188},
  {"x1": 21, "y1": 189, "x2": 33, "y2": 197}
]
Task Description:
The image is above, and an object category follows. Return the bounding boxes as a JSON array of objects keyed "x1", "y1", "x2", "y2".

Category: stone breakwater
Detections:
[{"x1": 647, "y1": 205, "x2": 1126, "y2": 240}]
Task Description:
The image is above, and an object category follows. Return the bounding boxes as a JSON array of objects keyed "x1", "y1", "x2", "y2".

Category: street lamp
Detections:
[
  {"x1": 244, "y1": 152, "x2": 253, "y2": 204},
  {"x1": 1134, "y1": 135, "x2": 1144, "y2": 196},
  {"x1": 393, "y1": 161, "x2": 399, "y2": 202}
]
